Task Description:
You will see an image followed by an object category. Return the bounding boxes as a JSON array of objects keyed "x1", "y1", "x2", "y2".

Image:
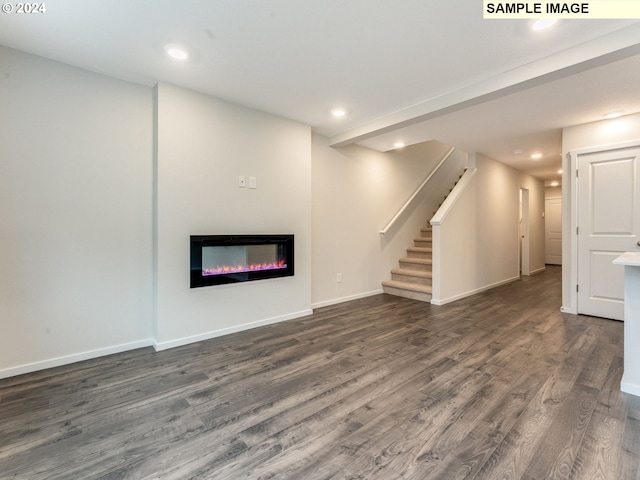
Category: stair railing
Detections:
[{"x1": 379, "y1": 146, "x2": 455, "y2": 236}]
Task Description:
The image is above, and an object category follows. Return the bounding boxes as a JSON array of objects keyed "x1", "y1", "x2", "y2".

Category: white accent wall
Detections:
[
  {"x1": 0, "y1": 46, "x2": 154, "y2": 376},
  {"x1": 545, "y1": 186, "x2": 562, "y2": 199},
  {"x1": 154, "y1": 83, "x2": 312, "y2": 349},
  {"x1": 0, "y1": 48, "x2": 313, "y2": 377}
]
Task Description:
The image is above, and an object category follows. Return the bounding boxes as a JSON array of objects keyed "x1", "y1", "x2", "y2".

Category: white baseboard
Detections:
[
  {"x1": 561, "y1": 306, "x2": 577, "y2": 314},
  {"x1": 431, "y1": 276, "x2": 520, "y2": 305},
  {"x1": 621, "y1": 375, "x2": 640, "y2": 397},
  {"x1": 0, "y1": 339, "x2": 154, "y2": 380},
  {"x1": 1, "y1": 309, "x2": 318, "y2": 378},
  {"x1": 153, "y1": 309, "x2": 313, "y2": 352},
  {"x1": 529, "y1": 266, "x2": 547, "y2": 275},
  {"x1": 311, "y1": 289, "x2": 383, "y2": 309}
]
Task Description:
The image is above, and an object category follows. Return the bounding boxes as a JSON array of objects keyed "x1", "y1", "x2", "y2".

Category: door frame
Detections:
[
  {"x1": 519, "y1": 188, "x2": 530, "y2": 276},
  {"x1": 564, "y1": 139, "x2": 640, "y2": 315}
]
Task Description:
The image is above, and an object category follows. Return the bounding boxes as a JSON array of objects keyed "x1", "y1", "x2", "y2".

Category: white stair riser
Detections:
[
  {"x1": 414, "y1": 239, "x2": 432, "y2": 248},
  {"x1": 399, "y1": 260, "x2": 432, "y2": 272},
  {"x1": 407, "y1": 251, "x2": 432, "y2": 260}
]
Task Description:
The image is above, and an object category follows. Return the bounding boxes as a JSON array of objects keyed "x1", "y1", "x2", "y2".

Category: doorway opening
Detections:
[{"x1": 519, "y1": 188, "x2": 530, "y2": 276}]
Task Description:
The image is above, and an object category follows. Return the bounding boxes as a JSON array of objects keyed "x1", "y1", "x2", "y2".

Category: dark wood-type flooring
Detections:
[{"x1": 2, "y1": 266, "x2": 640, "y2": 479}]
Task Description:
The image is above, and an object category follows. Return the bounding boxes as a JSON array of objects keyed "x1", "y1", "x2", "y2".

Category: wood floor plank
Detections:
[
  {"x1": 621, "y1": 400, "x2": 640, "y2": 480},
  {"x1": 414, "y1": 366, "x2": 551, "y2": 480},
  {"x1": 568, "y1": 355, "x2": 628, "y2": 480},
  {"x1": 311, "y1": 366, "x2": 497, "y2": 479},
  {"x1": 520, "y1": 382, "x2": 599, "y2": 480},
  {"x1": 467, "y1": 320, "x2": 601, "y2": 480},
  {"x1": 1, "y1": 266, "x2": 639, "y2": 479},
  {"x1": 216, "y1": 356, "x2": 460, "y2": 478}
]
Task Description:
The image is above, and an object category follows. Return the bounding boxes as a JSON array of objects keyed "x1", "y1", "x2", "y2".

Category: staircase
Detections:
[
  {"x1": 382, "y1": 225, "x2": 433, "y2": 302},
  {"x1": 382, "y1": 169, "x2": 465, "y2": 303}
]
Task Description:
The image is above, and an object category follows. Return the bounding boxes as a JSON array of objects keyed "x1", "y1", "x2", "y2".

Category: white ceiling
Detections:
[{"x1": 2, "y1": 1, "x2": 640, "y2": 184}]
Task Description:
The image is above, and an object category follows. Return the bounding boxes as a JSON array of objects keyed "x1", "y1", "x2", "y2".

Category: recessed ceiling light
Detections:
[
  {"x1": 557, "y1": 169, "x2": 563, "y2": 174},
  {"x1": 394, "y1": 142, "x2": 405, "y2": 149},
  {"x1": 331, "y1": 108, "x2": 346, "y2": 118},
  {"x1": 532, "y1": 19, "x2": 557, "y2": 31},
  {"x1": 550, "y1": 181, "x2": 559, "y2": 187},
  {"x1": 531, "y1": 153, "x2": 542, "y2": 159},
  {"x1": 165, "y1": 44, "x2": 190, "y2": 60},
  {"x1": 604, "y1": 111, "x2": 623, "y2": 119}
]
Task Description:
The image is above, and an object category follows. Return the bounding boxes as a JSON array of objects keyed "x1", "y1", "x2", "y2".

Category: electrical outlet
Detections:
[
  {"x1": 249, "y1": 176, "x2": 257, "y2": 189},
  {"x1": 238, "y1": 175, "x2": 246, "y2": 188},
  {"x1": 337, "y1": 273, "x2": 342, "y2": 283}
]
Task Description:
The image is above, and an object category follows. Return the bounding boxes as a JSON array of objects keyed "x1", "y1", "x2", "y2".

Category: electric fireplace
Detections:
[{"x1": 190, "y1": 234, "x2": 294, "y2": 288}]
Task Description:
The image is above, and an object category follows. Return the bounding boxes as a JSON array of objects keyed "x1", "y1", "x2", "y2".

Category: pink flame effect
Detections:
[{"x1": 203, "y1": 260, "x2": 287, "y2": 276}]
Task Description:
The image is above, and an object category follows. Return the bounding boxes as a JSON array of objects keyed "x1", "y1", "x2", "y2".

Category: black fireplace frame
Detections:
[{"x1": 190, "y1": 234, "x2": 294, "y2": 288}]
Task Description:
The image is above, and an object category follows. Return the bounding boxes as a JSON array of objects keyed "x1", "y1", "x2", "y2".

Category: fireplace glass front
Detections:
[{"x1": 190, "y1": 235, "x2": 294, "y2": 288}]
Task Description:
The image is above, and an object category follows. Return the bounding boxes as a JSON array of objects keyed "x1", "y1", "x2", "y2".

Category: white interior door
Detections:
[
  {"x1": 577, "y1": 146, "x2": 640, "y2": 321},
  {"x1": 545, "y1": 197, "x2": 562, "y2": 265},
  {"x1": 520, "y1": 188, "x2": 530, "y2": 276}
]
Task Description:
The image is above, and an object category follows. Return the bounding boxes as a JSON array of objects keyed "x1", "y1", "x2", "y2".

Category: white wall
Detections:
[
  {"x1": 0, "y1": 46, "x2": 153, "y2": 376},
  {"x1": 545, "y1": 186, "x2": 562, "y2": 199},
  {"x1": 311, "y1": 136, "x2": 462, "y2": 307},
  {"x1": 432, "y1": 153, "x2": 545, "y2": 304},
  {"x1": 0, "y1": 44, "x2": 551, "y2": 378},
  {"x1": 154, "y1": 83, "x2": 312, "y2": 349},
  {"x1": 561, "y1": 113, "x2": 640, "y2": 312},
  {"x1": 0, "y1": 49, "x2": 313, "y2": 376}
]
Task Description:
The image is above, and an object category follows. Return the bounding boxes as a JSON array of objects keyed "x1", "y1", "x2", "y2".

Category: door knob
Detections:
[{"x1": 637, "y1": 241, "x2": 640, "y2": 247}]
